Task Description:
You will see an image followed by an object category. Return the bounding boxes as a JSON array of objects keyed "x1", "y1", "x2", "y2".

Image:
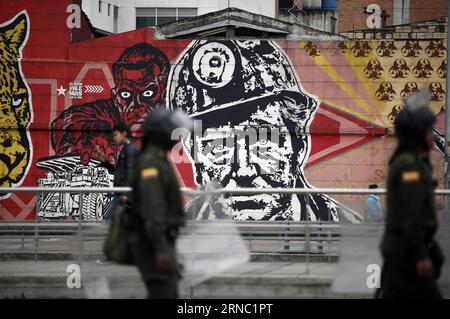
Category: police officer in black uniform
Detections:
[
  {"x1": 128, "y1": 109, "x2": 192, "y2": 299},
  {"x1": 377, "y1": 91, "x2": 444, "y2": 299}
]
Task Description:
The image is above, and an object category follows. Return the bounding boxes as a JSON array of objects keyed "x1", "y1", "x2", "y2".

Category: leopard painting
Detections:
[{"x1": 0, "y1": 11, "x2": 32, "y2": 197}]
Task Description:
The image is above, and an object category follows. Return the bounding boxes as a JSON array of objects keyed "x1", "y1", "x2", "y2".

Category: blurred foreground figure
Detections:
[
  {"x1": 128, "y1": 109, "x2": 192, "y2": 299},
  {"x1": 377, "y1": 90, "x2": 444, "y2": 299},
  {"x1": 364, "y1": 184, "x2": 384, "y2": 223}
]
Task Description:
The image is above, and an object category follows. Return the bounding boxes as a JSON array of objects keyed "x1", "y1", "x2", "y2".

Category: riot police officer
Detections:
[
  {"x1": 128, "y1": 109, "x2": 192, "y2": 299},
  {"x1": 377, "y1": 91, "x2": 444, "y2": 299}
]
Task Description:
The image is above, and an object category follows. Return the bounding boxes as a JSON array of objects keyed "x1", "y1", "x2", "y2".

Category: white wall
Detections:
[
  {"x1": 215, "y1": 0, "x2": 276, "y2": 17},
  {"x1": 82, "y1": 0, "x2": 117, "y2": 33},
  {"x1": 119, "y1": 0, "x2": 217, "y2": 14},
  {"x1": 117, "y1": 6, "x2": 135, "y2": 33},
  {"x1": 116, "y1": 0, "x2": 275, "y2": 17}
]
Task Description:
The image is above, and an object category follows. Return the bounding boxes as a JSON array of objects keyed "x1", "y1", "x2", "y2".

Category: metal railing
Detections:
[
  {"x1": 5, "y1": 186, "x2": 450, "y2": 194},
  {"x1": 1, "y1": 187, "x2": 449, "y2": 270},
  {"x1": 4, "y1": 186, "x2": 450, "y2": 194},
  {"x1": 0, "y1": 220, "x2": 341, "y2": 265}
]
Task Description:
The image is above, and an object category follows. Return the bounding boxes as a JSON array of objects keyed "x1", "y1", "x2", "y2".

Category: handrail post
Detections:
[
  {"x1": 34, "y1": 201, "x2": 39, "y2": 262},
  {"x1": 305, "y1": 195, "x2": 310, "y2": 275},
  {"x1": 283, "y1": 222, "x2": 290, "y2": 252},
  {"x1": 21, "y1": 226, "x2": 25, "y2": 249},
  {"x1": 328, "y1": 222, "x2": 332, "y2": 264},
  {"x1": 77, "y1": 191, "x2": 84, "y2": 264},
  {"x1": 318, "y1": 223, "x2": 323, "y2": 256},
  {"x1": 189, "y1": 191, "x2": 200, "y2": 299},
  {"x1": 328, "y1": 204, "x2": 332, "y2": 263}
]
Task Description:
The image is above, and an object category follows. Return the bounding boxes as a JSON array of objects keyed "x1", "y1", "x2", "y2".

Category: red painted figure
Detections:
[{"x1": 51, "y1": 43, "x2": 170, "y2": 165}]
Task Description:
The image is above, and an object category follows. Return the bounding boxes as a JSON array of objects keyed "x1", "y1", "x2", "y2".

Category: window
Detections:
[
  {"x1": 113, "y1": 6, "x2": 119, "y2": 33},
  {"x1": 136, "y1": 7, "x2": 197, "y2": 28},
  {"x1": 136, "y1": 8, "x2": 156, "y2": 28},
  {"x1": 393, "y1": 0, "x2": 409, "y2": 25},
  {"x1": 178, "y1": 8, "x2": 197, "y2": 18},
  {"x1": 279, "y1": 0, "x2": 293, "y2": 10},
  {"x1": 99, "y1": 1, "x2": 102, "y2": 13},
  {"x1": 108, "y1": 3, "x2": 111, "y2": 16},
  {"x1": 156, "y1": 8, "x2": 177, "y2": 25},
  {"x1": 330, "y1": 16, "x2": 337, "y2": 34}
]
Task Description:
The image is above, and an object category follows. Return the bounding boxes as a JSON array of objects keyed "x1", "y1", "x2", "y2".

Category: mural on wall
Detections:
[
  {"x1": 0, "y1": 1, "x2": 447, "y2": 222},
  {"x1": 51, "y1": 43, "x2": 170, "y2": 165},
  {"x1": 36, "y1": 157, "x2": 112, "y2": 220},
  {"x1": 168, "y1": 40, "x2": 338, "y2": 221},
  {"x1": 297, "y1": 40, "x2": 446, "y2": 191},
  {"x1": 0, "y1": 11, "x2": 33, "y2": 198},
  {"x1": 36, "y1": 43, "x2": 171, "y2": 220}
]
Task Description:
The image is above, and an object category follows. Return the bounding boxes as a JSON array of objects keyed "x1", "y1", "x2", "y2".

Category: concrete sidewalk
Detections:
[{"x1": 0, "y1": 260, "x2": 368, "y2": 299}]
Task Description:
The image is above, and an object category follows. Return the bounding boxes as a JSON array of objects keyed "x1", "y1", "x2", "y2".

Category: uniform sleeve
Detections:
[
  {"x1": 395, "y1": 163, "x2": 429, "y2": 261},
  {"x1": 125, "y1": 143, "x2": 138, "y2": 186},
  {"x1": 138, "y1": 164, "x2": 169, "y2": 254}
]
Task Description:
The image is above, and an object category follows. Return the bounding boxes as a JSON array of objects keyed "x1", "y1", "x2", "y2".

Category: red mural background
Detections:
[{"x1": 1, "y1": 0, "x2": 443, "y2": 221}]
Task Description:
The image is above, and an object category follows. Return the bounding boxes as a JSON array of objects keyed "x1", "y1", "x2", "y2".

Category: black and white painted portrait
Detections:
[{"x1": 168, "y1": 40, "x2": 338, "y2": 221}]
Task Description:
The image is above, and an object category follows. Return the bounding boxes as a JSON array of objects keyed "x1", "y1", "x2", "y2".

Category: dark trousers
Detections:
[
  {"x1": 376, "y1": 257, "x2": 442, "y2": 299},
  {"x1": 130, "y1": 241, "x2": 179, "y2": 299},
  {"x1": 145, "y1": 278, "x2": 178, "y2": 299}
]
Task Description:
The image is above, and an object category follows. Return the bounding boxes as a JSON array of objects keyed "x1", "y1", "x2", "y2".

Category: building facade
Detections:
[
  {"x1": 82, "y1": 0, "x2": 278, "y2": 34},
  {"x1": 277, "y1": 0, "x2": 339, "y2": 33},
  {"x1": 338, "y1": 0, "x2": 448, "y2": 32}
]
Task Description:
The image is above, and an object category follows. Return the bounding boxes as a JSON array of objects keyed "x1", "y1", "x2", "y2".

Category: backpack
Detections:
[{"x1": 103, "y1": 204, "x2": 133, "y2": 265}]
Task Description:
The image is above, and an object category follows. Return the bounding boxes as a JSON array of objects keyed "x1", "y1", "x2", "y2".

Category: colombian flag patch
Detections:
[
  {"x1": 402, "y1": 171, "x2": 420, "y2": 183},
  {"x1": 141, "y1": 167, "x2": 159, "y2": 179}
]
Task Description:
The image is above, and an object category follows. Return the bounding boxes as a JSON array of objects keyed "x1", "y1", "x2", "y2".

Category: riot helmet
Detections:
[
  {"x1": 393, "y1": 89, "x2": 436, "y2": 155},
  {"x1": 142, "y1": 108, "x2": 193, "y2": 150}
]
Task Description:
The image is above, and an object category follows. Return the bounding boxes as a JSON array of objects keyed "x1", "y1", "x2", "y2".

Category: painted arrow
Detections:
[{"x1": 84, "y1": 85, "x2": 104, "y2": 94}]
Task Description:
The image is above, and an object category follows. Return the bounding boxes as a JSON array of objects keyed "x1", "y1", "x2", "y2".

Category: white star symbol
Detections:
[{"x1": 57, "y1": 85, "x2": 67, "y2": 96}]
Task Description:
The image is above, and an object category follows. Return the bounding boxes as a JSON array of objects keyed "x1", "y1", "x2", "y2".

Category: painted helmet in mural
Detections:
[
  {"x1": 167, "y1": 40, "x2": 318, "y2": 131},
  {"x1": 395, "y1": 89, "x2": 436, "y2": 147},
  {"x1": 142, "y1": 108, "x2": 193, "y2": 150}
]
